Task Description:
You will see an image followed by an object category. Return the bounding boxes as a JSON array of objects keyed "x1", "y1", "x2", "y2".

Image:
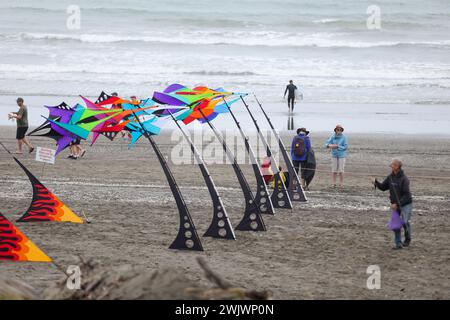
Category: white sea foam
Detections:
[{"x1": 7, "y1": 31, "x2": 450, "y2": 48}]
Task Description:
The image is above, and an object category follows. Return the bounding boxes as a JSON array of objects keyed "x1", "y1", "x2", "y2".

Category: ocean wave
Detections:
[
  {"x1": 5, "y1": 32, "x2": 450, "y2": 49},
  {"x1": 312, "y1": 18, "x2": 342, "y2": 24},
  {"x1": 184, "y1": 71, "x2": 257, "y2": 76},
  {"x1": 1, "y1": 61, "x2": 449, "y2": 84},
  {"x1": 4, "y1": 4, "x2": 450, "y2": 32},
  {"x1": 414, "y1": 100, "x2": 450, "y2": 105}
]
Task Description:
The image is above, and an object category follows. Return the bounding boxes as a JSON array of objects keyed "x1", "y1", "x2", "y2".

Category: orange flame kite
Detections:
[{"x1": 0, "y1": 212, "x2": 52, "y2": 262}]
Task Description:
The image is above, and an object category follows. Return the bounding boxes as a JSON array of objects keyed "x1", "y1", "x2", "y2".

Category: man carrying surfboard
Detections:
[{"x1": 284, "y1": 80, "x2": 300, "y2": 112}]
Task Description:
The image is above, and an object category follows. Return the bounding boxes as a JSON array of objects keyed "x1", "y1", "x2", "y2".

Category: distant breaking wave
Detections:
[
  {"x1": 5, "y1": 32, "x2": 450, "y2": 49},
  {"x1": 312, "y1": 18, "x2": 342, "y2": 24},
  {"x1": 184, "y1": 71, "x2": 257, "y2": 76}
]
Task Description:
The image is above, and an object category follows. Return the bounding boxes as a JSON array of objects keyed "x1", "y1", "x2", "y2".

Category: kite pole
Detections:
[
  {"x1": 253, "y1": 95, "x2": 307, "y2": 202},
  {"x1": 169, "y1": 112, "x2": 236, "y2": 240},
  {"x1": 222, "y1": 99, "x2": 276, "y2": 214},
  {"x1": 197, "y1": 108, "x2": 266, "y2": 232},
  {"x1": 51, "y1": 261, "x2": 70, "y2": 277},
  {"x1": 0, "y1": 140, "x2": 11, "y2": 154},
  {"x1": 238, "y1": 96, "x2": 293, "y2": 210},
  {"x1": 80, "y1": 209, "x2": 91, "y2": 224},
  {"x1": 131, "y1": 113, "x2": 203, "y2": 251},
  {"x1": 40, "y1": 162, "x2": 46, "y2": 178}
]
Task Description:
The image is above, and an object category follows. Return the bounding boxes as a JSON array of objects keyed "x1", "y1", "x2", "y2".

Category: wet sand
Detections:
[
  {"x1": 2, "y1": 95, "x2": 450, "y2": 135},
  {"x1": 0, "y1": 125, "x2": 449, "y2": 299}
]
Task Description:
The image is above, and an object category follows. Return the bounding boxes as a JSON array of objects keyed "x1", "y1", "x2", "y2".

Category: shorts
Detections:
[
  {"x1": 331, "y1": 157, "x2": 346, "y2": 173},
  {"x1": 16, "y1": 127, "x2": 28, "y2": 140}
]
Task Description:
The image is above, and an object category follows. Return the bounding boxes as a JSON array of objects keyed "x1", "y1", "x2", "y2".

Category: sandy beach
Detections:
[{"x1": 0, "y1": 125, "x2": 449, "y2": 299}]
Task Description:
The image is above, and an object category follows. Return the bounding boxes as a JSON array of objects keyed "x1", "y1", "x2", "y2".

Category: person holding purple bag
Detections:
[{"x1": 373, "y1": 158, "x2": 413, "y2": 250}]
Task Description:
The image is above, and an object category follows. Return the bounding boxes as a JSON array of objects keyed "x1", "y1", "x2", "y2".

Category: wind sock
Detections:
[{"x1": 0, "y1": 212, "x2": 52, "y2": 262}]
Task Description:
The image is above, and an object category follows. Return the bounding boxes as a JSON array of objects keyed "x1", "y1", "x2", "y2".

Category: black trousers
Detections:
[
  {"x1": 287, "y1": 96, "x2": 295, "y2": 110},
  {"x1": 292, "y1": 160, "x2": 307, "y2": 178}
]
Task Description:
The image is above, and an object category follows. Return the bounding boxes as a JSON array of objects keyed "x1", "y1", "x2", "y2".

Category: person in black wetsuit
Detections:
[{"x1": 284, "y1": 80, "x2": 297, "y2": 112}]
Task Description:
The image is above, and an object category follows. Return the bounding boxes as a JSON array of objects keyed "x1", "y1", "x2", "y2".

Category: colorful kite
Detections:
[
  {"x1": 152, "y1": 84, "x2": 244, "y2": 124},
  {"x1": 27, "y1": 102, "x2": 78, "y2": 155},
  {"x1": 30, "y1": 92, "x2": 189, "y2": 152},
  {"x1": 21, "y1": 86, "x2": 275, "y2": 250},
  {"x1": 0, "y1": 213, "x2": 52, "y2": 262},
  {"x1": 14, "y1": 157, "x2": 83, "y2": 223}
]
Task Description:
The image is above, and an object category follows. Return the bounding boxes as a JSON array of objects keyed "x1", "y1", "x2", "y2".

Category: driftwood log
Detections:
[
  {"x1": 195, "y1": 257, "x2": 271, "y2": 300},
  {"x1": 2, "y1": 257, "x2": 271, "y2": 300}
]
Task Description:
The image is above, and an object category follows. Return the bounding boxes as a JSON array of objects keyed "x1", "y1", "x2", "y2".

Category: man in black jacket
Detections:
[
  {"x1": 284, "y1": 80, "x2": 297, "y2": 112},
  {"x1": 374, "y1": 158, "x2": 413, "y2": 249}
]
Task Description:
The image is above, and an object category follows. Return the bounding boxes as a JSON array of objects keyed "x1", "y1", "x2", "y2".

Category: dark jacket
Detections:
[
  {"x1": 284, "y1": 84, "x2": 297, "y2": 98},
  {"x1": 375, "y1": 170, "x2": 412, "y2": 207}
]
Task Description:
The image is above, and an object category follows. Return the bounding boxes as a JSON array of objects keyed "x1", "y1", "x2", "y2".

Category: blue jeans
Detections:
[{"x1": 394, "y1": 203, "x2": 413, "y2": 247}]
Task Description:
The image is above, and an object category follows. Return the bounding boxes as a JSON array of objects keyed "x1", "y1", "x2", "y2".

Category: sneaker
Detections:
[
  {"x1": 392, "y1": 245, "x2": 403, "y2": 250},
  {"x1": 67, "y1": 155, "x2": 74, "y2": 159},
  {"x1": 403, "y1": 240, "x2": 411, "y2": 247}
]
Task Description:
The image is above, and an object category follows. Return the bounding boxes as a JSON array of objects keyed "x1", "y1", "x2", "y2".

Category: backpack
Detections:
[{"x1": 293, "y1": 136, "x2": 306, "y2": 157}]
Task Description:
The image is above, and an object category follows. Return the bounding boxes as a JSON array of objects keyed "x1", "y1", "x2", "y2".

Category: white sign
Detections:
[{"x1": 35, "y1": 147, "x2": 56, "y2": 165}]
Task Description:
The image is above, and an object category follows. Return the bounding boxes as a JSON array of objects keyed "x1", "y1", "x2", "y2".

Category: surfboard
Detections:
[
  {"x1": 304, "y1": 149, "x2": 316, "y2": 187},
  {"x1": 294, "y1": 88, "x2": 302, "y2": 100}
]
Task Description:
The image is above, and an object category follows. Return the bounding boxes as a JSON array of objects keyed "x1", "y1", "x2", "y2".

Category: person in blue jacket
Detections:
[
  {"x1": 290, "y1": 127, "x2": 311, "y2": 188},
  {"x1": 324, "y1": 124, "x2": 348, "y2": 188}
]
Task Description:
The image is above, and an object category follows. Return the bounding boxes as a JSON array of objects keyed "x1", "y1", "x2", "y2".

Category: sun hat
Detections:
[
  {"x1": 334, "y1": 124, "x2": 344, "y2": 132},
  {"x1": 297, "y1": 127, "x2": 310, "y2": 135}
]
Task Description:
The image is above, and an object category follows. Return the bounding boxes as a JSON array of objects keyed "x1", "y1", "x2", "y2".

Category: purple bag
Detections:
[{"x1": 388, "y1": 210, "x2": 404, "y2": 231}]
